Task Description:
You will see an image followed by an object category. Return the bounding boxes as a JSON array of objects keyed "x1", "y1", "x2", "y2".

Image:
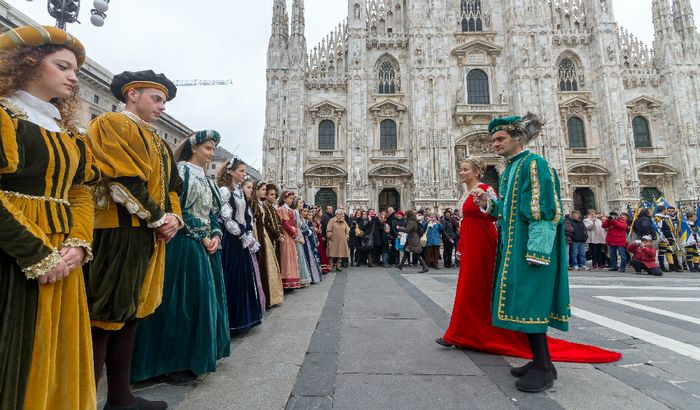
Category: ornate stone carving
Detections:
[{"x1": 467, "y1": 134, "x2": 492, "y2": 155}]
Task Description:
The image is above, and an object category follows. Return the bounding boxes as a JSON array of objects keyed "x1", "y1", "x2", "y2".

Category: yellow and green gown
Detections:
[
  {"x1": 483, "y1": 150, "x2": 570, "y2": 333},
  {"x1": 84, "y1": 111, "x2": 183, "y2": 330},
  {"x1": 0, "y1": 97, "x2": 99, "y2": 410}
]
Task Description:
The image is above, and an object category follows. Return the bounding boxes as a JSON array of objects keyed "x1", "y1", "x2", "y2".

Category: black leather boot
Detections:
[
  {"x1": 515, "y1": 367, "x2": 555, "y2": 393},
  {"x1": 510, "y1": 361, "x2": 558, "y2": 379}
]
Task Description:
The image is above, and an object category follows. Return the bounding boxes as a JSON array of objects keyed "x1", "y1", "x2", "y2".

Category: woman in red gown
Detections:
[{"x1": 437, "y1": 157, "x2": 621, "y2": 364}]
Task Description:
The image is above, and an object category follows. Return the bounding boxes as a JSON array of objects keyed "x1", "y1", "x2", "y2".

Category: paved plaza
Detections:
[{"x1": 106, "y1": 267, "x2": 700, "y2": 410}]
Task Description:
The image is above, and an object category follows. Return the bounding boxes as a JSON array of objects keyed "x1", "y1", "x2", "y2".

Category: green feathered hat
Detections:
[{"x1": 488, "y1": 115, "x2": 522, "y2": 135}]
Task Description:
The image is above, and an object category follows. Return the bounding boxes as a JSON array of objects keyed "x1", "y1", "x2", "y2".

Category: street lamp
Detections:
[{"x1": 26, "y1": 0, "x2": 112, "y2": 30}]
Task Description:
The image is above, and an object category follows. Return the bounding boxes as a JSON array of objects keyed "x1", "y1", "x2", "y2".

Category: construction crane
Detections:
[{"x1": 172, "y1": 79, "x2": 233, "y2": 87}]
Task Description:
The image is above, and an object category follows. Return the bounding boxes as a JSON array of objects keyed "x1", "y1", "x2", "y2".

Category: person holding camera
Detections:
[
  {"x1": 627, "y1": 236, "x2": 663, "y2": 276},
  {"x1": 584, "y1": 209, "x2": 607, "y2": 269},
  {"x1": 602, "y1": 212, "x2": 629, "y2": 272}
]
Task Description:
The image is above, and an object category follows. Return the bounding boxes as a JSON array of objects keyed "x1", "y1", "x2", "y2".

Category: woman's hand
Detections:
[
  {"x1": 59, "y1": 246, "x2": 86, "y2": 272},
  {"x1": 204, "y1": 236, "x2": 221, "y2": 254},
  {"x1": 38, "y1": 258, "x2": 71, "y2": 285}
]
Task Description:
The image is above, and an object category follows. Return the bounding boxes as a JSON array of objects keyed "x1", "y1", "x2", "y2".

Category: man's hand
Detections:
[
  {"x1": 156, "y1": 214, "x2": 179, "y2": 242},
  {"x1": 471, "y1": 187, "x2": 489, "y2": 208},
  {"x1": 38, "y1": 258, "x2": 70, "y2": 285},
  {"x1": 59, "y1": 246, "x2": 86, "y2": 271}
]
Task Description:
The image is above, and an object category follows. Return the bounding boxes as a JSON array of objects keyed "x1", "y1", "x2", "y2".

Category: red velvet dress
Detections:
[
  {"x1": 442, "y1": 183, "x2": 621, "y2": 363},
  {"x1": 313, "y1": 221, "x2": 332, "y2": 273}
]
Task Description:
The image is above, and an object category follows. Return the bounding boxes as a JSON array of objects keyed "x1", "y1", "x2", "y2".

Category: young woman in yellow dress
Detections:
[{"x1": 0, "y1": 26, "x2": 99, "y2": 409}]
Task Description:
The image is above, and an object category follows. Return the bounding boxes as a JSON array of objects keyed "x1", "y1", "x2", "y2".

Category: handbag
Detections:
[
  {"x1": 355, "y1": 224, "x2": 365, "y2": 238},
  {"x1": 420, "y1": 232, "x2": 428, "y2": 247},
  {"x1": 361, "y1": 234, "x2": 374, "y2": 250}
]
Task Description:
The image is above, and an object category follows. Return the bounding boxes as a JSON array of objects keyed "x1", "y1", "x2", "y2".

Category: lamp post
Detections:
[{"x1": 26, "y1": 0, "x2": 111, "y2": 30}]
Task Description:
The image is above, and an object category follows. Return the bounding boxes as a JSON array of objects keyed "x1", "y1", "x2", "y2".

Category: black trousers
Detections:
[
  {"x1": 630, "y1": 259, "x2": 663, "y2": 276},
  {"x1": 443, "y1": 240, "x2": 454, "y2": 267}
]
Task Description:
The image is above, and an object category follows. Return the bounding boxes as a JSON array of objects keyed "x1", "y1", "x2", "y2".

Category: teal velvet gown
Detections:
[{"x1": 131, "y1": 162, "x2": 230, "y2": 382}]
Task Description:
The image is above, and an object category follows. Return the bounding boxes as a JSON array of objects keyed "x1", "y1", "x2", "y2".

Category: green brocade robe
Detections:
[{"x1": 485, "y1": 150, "x2": 570, "y2": 333}]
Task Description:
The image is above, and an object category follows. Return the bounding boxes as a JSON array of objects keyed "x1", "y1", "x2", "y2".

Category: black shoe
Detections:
[
  {"x1": 515, "y1": 367, "x2": 555, "y2": 393},
  {"x1": 674, "y1": 266, "x2": 683, "y2": 272},
  {"x1": 608, "y1": 267, "x2": 618, "y2": 271},
  {"x1": 163, "y1": 370, "x2": 197, "y2": 386},
  {"x1": 435, "y1": 338, "x2": 453, "y2": 347},
  {"x1": 104, "y1": 397, "x2": 168, "y2": 410},
  {"x1": 418, "y1": 267, "x2": 429, "y2": 273},
  {"x1": 367, "y1": 263, "x2": 374, "y2": 268},
  {"x1": 397, "y1": 264, "x2": 403, "y2": 271},
  {"x1": 510, "y1": 361, "x2": 558, "y2": 379}
]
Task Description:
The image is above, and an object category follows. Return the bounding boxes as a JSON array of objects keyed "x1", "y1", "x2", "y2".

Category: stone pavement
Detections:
[{"x1": 99, "y1": 266, "x2": 699, "y2": 409}]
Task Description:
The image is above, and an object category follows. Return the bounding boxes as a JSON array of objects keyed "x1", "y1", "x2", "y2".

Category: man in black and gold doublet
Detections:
[{"x1": 0, "y1": 99, "x2": 100, "y2": 409}]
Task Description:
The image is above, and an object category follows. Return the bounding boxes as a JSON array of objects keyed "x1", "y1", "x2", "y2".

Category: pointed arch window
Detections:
[
  {"x1": 378, "y1": 61, "x2": 397, "y2": 94},
  {"x1": 380, "y1": 119, "x2": 397, "y2": 150},
  {"x1": 559, "y1": 58, "x2": 578, "y2": 91},
  {"x1": 632, "y1": 116, "x2": 652, "y2": 148},
  {"x1": 567, "y1": 116, "x2": 586, "y2": 148},
  {"x1": 467, "y1": 69, "x2": 489, "y2": 104},
  {"x1": 318, "y1": 120, "x2": 335, "y2": 150},
  {"x1": 460, "y1": 0, "x2": 483, "y2": 32}
]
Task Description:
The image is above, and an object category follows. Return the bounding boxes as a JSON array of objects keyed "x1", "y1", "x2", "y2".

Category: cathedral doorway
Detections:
[
  {"x1": 640, "y1": 187, "x2": 663, "y2": 204},
  {"x1": 573, "y1": 187, "x2": 596, "y2": 214},
  {"x1": 379, "y1": 189, "x2": 400, "y2": 211},
  {"x1": 315, "y1": 188, "x2": 337, "y2": 209},
  {"x1": 483, "y1": 165, "x2": 500, "y2": 193}
]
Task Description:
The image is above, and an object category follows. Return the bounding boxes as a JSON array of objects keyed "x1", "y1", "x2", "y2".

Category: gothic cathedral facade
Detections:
[{"x1": 263, "y1": 0, "x2": 700, "y2": 213}]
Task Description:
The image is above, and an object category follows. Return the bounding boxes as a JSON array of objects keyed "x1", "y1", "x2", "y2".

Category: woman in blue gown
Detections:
[{"x1": 218, "y1": 157, "x2": 263, "y2": 332}]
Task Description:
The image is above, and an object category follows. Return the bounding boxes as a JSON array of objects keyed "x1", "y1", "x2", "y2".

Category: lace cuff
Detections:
[
  {"x1": 22, "y1": 249, "x2": 62, "y2": 279},
  {"x1": 110, "y1": 183, "x2": 151, "y2": 220},
  {"x1": 62, "y1": 238, "x2": 93, "y2": 264}
]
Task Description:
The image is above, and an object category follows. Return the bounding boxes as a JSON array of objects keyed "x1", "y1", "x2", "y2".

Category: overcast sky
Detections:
[{"x1": 10, "y1": 0, "x2": 700, "y2": 168}]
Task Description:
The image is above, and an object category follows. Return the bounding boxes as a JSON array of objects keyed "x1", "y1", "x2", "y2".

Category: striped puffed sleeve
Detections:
[
  {"x1": 86, "y1": 112, "x2": 165, "y2": 225},
  {"x1": 0, "y1": 107, "x2": 61, "y2": 278},
  {"x1": 518, "y1": 156, "x2": 563, "y2": 266},
  {"x1": 63, "y1": 133, "x2": 101, "y2": 264}
]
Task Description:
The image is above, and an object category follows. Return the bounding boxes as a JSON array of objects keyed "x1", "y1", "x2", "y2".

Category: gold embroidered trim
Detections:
[
  {"x1": 0, "y1": 190, "x2": 70, "y2": 206},
  {"x1": 525, "y1": 253, "x2": 550, "y2": 264},
  {"x1": 530, "y1": 160, "x2": 541, "y2": 220},
  {"x1": 23, "y1": 249, "x2": 62, "y2": 279},
  {"x1": 0, "y1": 97, "x2": 28, "y2": 120},
  {"x1": 550, "y1": 166, "x2": 562, "y2": 224},
  {"x1": 62, "y1": 238, "x2": 93, "y2": 264}
]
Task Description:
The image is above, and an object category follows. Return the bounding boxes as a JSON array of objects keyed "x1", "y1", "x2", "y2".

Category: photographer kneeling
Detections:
[{"x1": 627, "y1": 235, "x2": 663, "y2": 276}]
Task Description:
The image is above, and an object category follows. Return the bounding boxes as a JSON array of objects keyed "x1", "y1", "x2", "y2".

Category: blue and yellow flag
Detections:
[
  {"x1": 678, "y1": 205, "x2": 692, "y2": 245},
  {"x1": 654, "y1": 197, "x2": 671, "y2": 214}
]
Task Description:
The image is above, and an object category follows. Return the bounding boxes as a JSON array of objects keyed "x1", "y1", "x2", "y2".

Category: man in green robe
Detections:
[{"x1": 474, "y1": 113, "x2": 570, "y2": 393}]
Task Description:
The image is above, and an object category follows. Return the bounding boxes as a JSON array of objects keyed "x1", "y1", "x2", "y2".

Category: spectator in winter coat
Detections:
[
  {"x1": 627, "y1": 235, "x2": 663, "y2": 276},
  {"x1": 569, "y1": 210, "x2": 589, "y2": 270},
  {"x1": 564, "y1": 214, "x2": 574, "y2": 266},
  {"x1": 602, "y1": 212, "x2": 629, "y2": 272},
  {"x1": 424, "y1": 214, "x2": 444, "y2": 268},
  {"x1": 584, "y1": 209, "x2": 607, "y2": 269},
  {"x1": 397, "y1": 211, "x2": 428, "y2": 272},
  {"x1": 632, "y1": 208, "x2": 655, "y2": 240},
  {"x1": 441, "y1": 209, "x2": 458, "y2": 268}
]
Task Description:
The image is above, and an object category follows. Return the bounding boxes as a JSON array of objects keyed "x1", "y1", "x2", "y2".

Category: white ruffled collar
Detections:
[{"x1": 8, "y1": 90, "x2": 62, "y2": 132}]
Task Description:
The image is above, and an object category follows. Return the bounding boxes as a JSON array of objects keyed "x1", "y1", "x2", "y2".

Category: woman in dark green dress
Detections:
[{"x1": 131, "y1": 130, "x2": 230, "y2": 385}]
